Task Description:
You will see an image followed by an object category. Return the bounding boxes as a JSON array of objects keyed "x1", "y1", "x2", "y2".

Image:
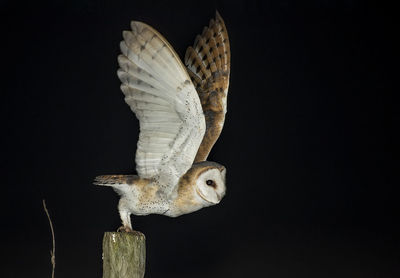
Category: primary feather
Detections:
[
  {"x1": 185, "y1": 11, "x2": 231, "y2": 162},
  {"x1": 118, "y1": 21, "x2": 206, "y2": 195}
]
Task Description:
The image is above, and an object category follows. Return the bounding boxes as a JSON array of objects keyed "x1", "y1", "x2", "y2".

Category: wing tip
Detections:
[
  {"x1": 215, "y1": 10, "x2": 224, "y2": 24},
  {"x1": 122, "y1": 30, "x2": 130, "y2": 37},
  {"x1": 130, "y1": 20, "x2": 159, "y2": 35},
  {"x1": 130, "y1": 20, "x2": 143, "y2": 29}
]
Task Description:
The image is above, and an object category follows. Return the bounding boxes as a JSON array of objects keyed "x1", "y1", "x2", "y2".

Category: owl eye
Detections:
[{"x1": 206, "y1": 180, "x2": 215, "y2": 187}]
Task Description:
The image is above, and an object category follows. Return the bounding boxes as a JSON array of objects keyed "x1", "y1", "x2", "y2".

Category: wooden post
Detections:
[{"x1": 102, "y1": 231, "x2": 146, "y2": 278}]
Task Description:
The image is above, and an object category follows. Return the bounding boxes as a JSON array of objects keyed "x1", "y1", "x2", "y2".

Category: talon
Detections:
[{"x1": 117, "y1": 225, "x2": 134, "y2": 233}]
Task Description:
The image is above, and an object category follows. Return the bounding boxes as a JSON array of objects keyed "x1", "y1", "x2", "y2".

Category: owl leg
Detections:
[{"x1": 118, "y1": 200, "x2": 133, "y2": 232}]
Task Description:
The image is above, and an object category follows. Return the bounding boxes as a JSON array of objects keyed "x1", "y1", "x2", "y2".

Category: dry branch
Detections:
[{"x1": 42, "y1": 199, "x2": 56, "y2": 278}]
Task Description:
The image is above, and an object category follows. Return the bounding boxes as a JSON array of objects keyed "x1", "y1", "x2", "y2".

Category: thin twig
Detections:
[{"x1": 43, "y1": 199, "x2": 56, "y2": 278}]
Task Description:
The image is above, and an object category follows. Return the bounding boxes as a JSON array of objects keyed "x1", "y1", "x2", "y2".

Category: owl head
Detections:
[{"x1": 194, "y1": 163, "x2": 226, "y2": 205}]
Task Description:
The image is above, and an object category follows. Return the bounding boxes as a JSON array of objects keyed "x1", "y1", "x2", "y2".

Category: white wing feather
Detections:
[{"x1": 118, "y1": 21, "x2": 205, "y2": 195}]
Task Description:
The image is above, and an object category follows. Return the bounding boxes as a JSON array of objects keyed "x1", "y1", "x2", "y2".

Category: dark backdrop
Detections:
[{"x1": 1, "y1": 0, "x2": 396, "y2": 277}]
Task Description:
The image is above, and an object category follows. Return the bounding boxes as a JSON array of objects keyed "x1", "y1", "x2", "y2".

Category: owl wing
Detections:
[
  {"x1": 184, "y1": 11, "x2": 230, "y2": 162},
  {"x1": 118, "y1": 21, "x2": 206, "y2": 195}
]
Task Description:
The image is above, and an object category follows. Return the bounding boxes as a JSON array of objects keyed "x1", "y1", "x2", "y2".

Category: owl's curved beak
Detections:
[{"x1": 196, "y1": 187, "x2": 220, "y2": 204}]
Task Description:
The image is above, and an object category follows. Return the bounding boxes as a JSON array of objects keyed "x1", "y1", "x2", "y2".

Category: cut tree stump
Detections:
[{"x1": 102, "y1": 231, "x2": 146, "y2": 278}]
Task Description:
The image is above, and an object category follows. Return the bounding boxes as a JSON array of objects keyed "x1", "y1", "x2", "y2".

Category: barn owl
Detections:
[{"x1": 95, "y1": 12, "x2": 230, "y2": 231}]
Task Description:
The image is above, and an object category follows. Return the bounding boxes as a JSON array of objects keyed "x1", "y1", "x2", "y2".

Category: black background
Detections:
[{"x1": 1, "y1": 0, "x2": 397, "y2": 277}]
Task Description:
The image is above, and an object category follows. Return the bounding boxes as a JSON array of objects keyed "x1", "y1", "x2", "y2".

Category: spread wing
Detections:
[
  {"x1": 184, "y1": 11, "x2": 230, "y2": 162},
  {"x1": 118, "y1": 21, "x2": 206, "y2": 195}
]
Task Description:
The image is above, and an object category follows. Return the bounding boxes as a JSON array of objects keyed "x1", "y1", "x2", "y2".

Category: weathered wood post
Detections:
[{"x1": 102, "y1": 231, "x2": 146, "y2": 278}]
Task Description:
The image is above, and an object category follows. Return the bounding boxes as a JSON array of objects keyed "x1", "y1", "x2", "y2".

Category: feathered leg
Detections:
[{"x1": 118, "y1": 199, "x2": 133, "y2": 232}]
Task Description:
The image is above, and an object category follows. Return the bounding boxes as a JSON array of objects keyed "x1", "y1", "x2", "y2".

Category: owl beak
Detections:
[{"x1": 196, "y1": 188, "x2": 220, "y2": 204}]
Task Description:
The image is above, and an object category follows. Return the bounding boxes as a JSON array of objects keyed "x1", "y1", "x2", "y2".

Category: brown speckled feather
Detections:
[
  {"x1": 94, "y1": 175, "x2": 151, "y2": 186},
  {"x1": 184, "y1": 11, "x2": 230, "y2": 162}
]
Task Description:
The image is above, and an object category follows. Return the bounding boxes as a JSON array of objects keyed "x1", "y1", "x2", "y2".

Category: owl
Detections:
[{"x1": 95, "y1": 12, "x2": 230, "y2": 231}]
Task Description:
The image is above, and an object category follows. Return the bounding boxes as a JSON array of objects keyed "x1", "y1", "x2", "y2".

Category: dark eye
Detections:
[{"x1": 206, "y1": 180, "x2": 215, "y2": 187}]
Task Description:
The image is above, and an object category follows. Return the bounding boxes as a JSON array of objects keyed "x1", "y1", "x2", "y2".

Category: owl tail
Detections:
[
  {"x1": 94, "y1": 175, "x2": 136, "y2": 196},
  {"x1": 94, "y1": 174, "x2": 137, "y2": 185}
]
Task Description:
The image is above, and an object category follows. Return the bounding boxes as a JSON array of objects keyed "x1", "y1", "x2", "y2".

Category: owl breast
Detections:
[
  {"x1": 124, "y1": 180, "x2": 171, "y2": 216},
  {"x1": 127, "y1": 182, "x2": 202, "y2": 217}
]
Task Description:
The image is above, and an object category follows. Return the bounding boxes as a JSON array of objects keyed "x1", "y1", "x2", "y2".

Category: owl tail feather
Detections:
[
  {"x1": 94, "y1": 175, "x2": 136, "y2": 196},
  {"x1": 94, "y1": 175, "x2": 137, "y2": 186}
]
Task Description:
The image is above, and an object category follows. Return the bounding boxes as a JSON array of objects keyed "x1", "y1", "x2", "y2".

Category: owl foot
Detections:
[{"x1": 117, "y1": 225, "x2": 134, "y2": 233}]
